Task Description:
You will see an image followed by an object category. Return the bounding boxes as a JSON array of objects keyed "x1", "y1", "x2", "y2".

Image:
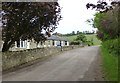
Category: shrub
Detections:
[
  {"x1": 102, "y1": 38, "x2": 120, "y2": 56},
  {"x1": 70, "y1": 41, "x2": 80, "y2": 45}
]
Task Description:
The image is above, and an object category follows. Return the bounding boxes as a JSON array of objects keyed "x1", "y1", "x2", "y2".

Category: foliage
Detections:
[
  {"x1": 74, "y1": 34, "x2": 95, "y2": 46},
  {"x1": 70, "y1": 34, "x2": 94, "y2": 46},
  {"x1": 88, "y1": 0, "x2": 120, "y2": 55},
  {"x1": 87, "y1": 0, "x2": 120, "y2": 41},
  {"x1": 87, "y1": 0, "x2": 119, "y2": 80},
  {"x1": 76, "y1": 31, "x2": 80, "y2": 34},
  {"x1": 86, "y1": 1, "x2": 120, "y2": 13},
  {"x1": 100, "y1": 38, "x2": 119, "y2": 81},
  {"x1": 75, "y1": 34, "x2": 87, "y2": 43},
  {"x1": 72, "y1": 31, "x2": 75, "y2": 35},
  {"x1": 102, "y1": 38, "x2": 120, "y2": 56},
  {"x1": 94, "y1": 7, "x2": 119, "y2": 41},
  {"x1": 64, "y1": 34, "x2": 101, "y2": 45},
  {"x1": 70, "y1": 41, "x2": 80, "y2": 45},
  {"x1": 63, "y1": 31, "x2": 94, "y2": 36},
  {"x1": 69, "y1": 34, "x2": 87, "y2": 45},
  {"x1": 86, "y1": 38, "x2": 94, "y2": 46},
  {"x1": 1, "y1": 2, "x2": 61, "y2": 52},
  {"x1": 101, "y1": 45, "x2": 118, "y2": 81}
]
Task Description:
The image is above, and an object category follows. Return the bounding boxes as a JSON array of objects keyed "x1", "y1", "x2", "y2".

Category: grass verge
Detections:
[{"x1": 101, "y1": 46, "x2": 118, "y2": 81}]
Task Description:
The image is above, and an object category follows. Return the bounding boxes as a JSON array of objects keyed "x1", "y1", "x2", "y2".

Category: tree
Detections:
[
  {"x1": 72, "y1": 31, "x2": 75, "y2": 35},
  {"x1": 1, "y1": 2, "x2": 61, "y2": 52},
  {"x1": 75, "y1": 34, "x2": 87, "y2": 43},
  {"x1": 86, "y1": 0, "x2": 120, "y2": 41},
  {"x1": 77, "y1": 31, "x2": 80, "y2": 34},
  {"x1": 94, "y1": 6, "x2": 119, "y2": 41},
  {"x1": 86, "y1": 0, "x2": 120, "y2": 13}
]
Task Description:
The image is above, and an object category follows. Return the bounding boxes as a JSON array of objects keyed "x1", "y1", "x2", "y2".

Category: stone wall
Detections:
[{"x1": 2, "y1": 45, "x2": 81, "y2": 71}]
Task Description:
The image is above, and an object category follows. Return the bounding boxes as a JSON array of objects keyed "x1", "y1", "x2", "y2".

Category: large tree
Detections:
[
  {"x1": 1, "y1": 2, "x2": 61, "y2": 52},
  {"x1": 86, "y1": 0, "x2": 120, "y2": 41},
  {"x1": 94, "y1": 7, "x2": 119, "y2": 40}
]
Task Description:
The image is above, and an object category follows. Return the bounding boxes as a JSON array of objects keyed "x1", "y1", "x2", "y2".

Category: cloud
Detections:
[{"x1": 55, "y1": 0, "x2": 99, "y2": 34}]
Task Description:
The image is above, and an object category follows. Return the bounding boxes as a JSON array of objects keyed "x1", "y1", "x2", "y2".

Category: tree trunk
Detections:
[{"x1": 2, "y1": 40, "x2": 14, "y2": 52}]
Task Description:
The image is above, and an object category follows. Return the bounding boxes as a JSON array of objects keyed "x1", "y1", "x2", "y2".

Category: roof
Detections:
[{"x1": 47, "y1": 35, "x2": 69, "y2": 41}]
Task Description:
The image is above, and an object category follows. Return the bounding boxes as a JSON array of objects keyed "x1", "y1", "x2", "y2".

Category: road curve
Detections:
[{"x1": 3, "y1": 46, "x2": 100, "y2": 81}]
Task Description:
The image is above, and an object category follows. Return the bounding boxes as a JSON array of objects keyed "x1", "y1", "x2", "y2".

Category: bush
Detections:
[
  {"x1": 102, "y1": 38, "x2": 120, "y2": 56},
  {"x1": 86, "y1": 40, "x2": 93, "y2": 46},
  {"x1": 70, "y1": 41, "x2": 80, "y2": 45}
]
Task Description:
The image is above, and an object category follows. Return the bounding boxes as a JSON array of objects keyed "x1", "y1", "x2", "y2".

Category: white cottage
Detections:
[
  {"x1": 8, "y1": 35, "x2": 69, "y2": 51},
  {"x1": 47, "y1": 35, "x2": 69, "y2": 47}
]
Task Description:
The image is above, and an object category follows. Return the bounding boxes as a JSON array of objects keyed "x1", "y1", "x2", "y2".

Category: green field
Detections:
[{"x1": 64, "y1": 34, "x2": 102, "y2": 45}]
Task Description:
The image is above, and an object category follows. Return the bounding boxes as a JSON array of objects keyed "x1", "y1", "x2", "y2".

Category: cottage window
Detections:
[
  {"x1": 52, "y1": 40, "x2": 54, "y2": 45},
  {"x1": 16, "y1": 40, "x2": 26, "y2": 48},
  {"x1": 41, "y1": 42, "x2": 43, "y2": 45},
  {"x1": 60, "y1": 41, "x2": 61, "y2": 46},
  {"x1": 17, "y1": 40, "x2": 20, "y2": 47},
  {"x1": 21, "y1": 41, "x2": 23, "y2": 47},
  {"x1": 65, "y1": 41, "x2": 67, "y2": 45}
]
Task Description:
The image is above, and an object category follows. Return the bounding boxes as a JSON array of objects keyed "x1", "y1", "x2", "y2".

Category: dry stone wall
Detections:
[{"x1": 2, "y1": 45, "x2": 81, "y2": 71}]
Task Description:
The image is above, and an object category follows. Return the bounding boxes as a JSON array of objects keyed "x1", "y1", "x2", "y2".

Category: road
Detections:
[{"x1": 3, "y1": 46, "x2": 102, "y2": 81}]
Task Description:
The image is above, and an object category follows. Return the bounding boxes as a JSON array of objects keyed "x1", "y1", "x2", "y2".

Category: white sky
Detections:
[{"x1": 54, "y1": 0, "x2": 99, "y2": 34}]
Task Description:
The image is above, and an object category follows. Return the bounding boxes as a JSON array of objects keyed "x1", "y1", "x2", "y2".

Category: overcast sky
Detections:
[{"x1": 54, "y1": 0, "x2": 99, "y2": 34}]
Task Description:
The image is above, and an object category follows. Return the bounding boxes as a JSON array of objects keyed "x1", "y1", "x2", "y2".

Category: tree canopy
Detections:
[
  {"x1": 75, "y1": 34, "x2": 87, "y2": 43},
  {"x1": 94, "y1": 7, "x2": 119, "y2": 41},
  {"x1": 1, "y1": 2, "x2": 61, "y2": 52},
  {"x1": 86, "y1": 0, "x2": 120, "y2": 41},
  {"x1": 86, "y1": 0, "x2": 120, "y2": 13}
]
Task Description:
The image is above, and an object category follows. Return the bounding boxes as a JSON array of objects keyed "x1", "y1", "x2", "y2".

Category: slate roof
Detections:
[{"x1": 47, "y1": 35, "x2": 69, "y2": 41}]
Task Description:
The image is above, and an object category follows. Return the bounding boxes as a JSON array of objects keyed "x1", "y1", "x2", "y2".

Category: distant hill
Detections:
[
  {"x1": 63, "y1": 34, "x2": 102, "y2": 45},
  {"x1": 52, "y1": 32, "x2": 62, "y2": 36}
]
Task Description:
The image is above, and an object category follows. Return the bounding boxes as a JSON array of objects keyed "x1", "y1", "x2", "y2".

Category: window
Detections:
[
  {"x1": 65, "y1": 41, "x2": 67, "y2": 45},
  {"x1": 52, "y1": 40, "x2": 54, "y2": 46},
  {"x1": 60, "y1": 41, "x2": 61, "y2": 46},
  {"x1": 17, "y1": 40, "x2": 20, "y2": 47},
  {"x1": 16, "y1": 40, "x2": 26, "y2": 48},
  {"x1": 41, "y1": 42, "x2": 43, "y2": 45},
  {"x1": 21, "y1": 41, "x2": 23, "y2": 47}
]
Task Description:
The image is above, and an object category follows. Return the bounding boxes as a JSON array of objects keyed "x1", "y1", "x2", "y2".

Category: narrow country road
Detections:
[{"x1": 3, "y1": 46, "x2": 103, "y2": 81}]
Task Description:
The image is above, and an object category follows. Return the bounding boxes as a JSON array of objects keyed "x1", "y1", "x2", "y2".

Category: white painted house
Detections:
[
  {"x1": 8, "y1": 35, "x2": 69, "y2": 51},
  {"x1": 47, "y1": 35, "x2": 69, "y2": 47}
]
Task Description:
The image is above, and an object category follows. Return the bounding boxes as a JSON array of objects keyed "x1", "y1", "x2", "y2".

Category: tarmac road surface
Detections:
[{"x1": 3, "y1": 46, "x2": 101, "y2": 81}]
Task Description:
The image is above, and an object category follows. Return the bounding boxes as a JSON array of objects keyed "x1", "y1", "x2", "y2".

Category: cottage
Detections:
[
  {"x1": 8, "y1": 35, "x2": 69, "y2": 51},
  {"x1": 47, "y1": 35, "x2": 69, "y2": 47}
]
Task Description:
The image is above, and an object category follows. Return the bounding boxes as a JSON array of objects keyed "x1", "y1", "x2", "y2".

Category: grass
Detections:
[
  {"x1": 85, "y1": 34, "x2": 102, "y2": 45},
  {"x1": 64, "y1": 34, "x2": 102, "y2": 45},
  {"x1": 101, "y1": 46, "x2": 118, "y2": 81},
  {"x1": 63, "y1": 35, "x2": 77, "y2": 41}
]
